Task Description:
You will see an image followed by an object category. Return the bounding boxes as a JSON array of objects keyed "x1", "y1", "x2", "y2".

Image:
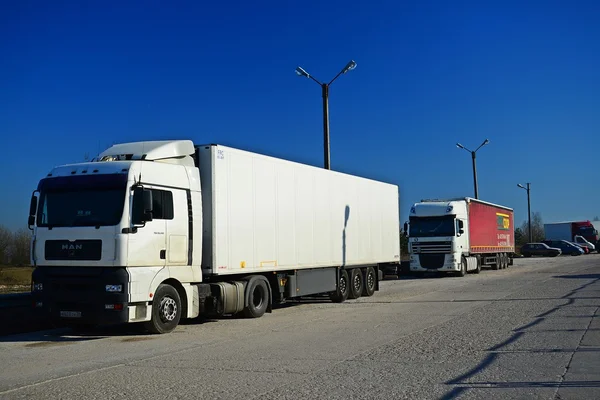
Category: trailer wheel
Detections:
[
  {"x1": 145, "y1": 283, "x2": 181, "y2": 334},
  {"x1": 491, "y1": 254, "x2": 500, "y2": 270},
  {"x1": 243, "y1": 276, "x2": 270, "y2": 318},
  {"x1": 348, "y1": 268, "x2": 364, "y2": 299},
  {"x1": 362, "y1": 266, "x2": 376, "y2": 297},
  {"x1": 503, "y1": 253, "x2": 508, "y2": 269},
  {"x1": 329, "y1": 269, "x2": 349, "y2": 303}
]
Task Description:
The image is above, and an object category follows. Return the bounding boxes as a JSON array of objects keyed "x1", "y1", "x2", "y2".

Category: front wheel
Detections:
[
  {"x1": 145, "y1": 283, "x2": 182, "y2": 334},
  {"x1": 455, "y1": 257, "x2": 467, "y2": 277}
]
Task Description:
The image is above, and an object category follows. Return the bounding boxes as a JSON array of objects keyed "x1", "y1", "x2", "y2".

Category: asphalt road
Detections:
[{"x1": 1, "y1": 256, "x2": 599, "y2": 400}]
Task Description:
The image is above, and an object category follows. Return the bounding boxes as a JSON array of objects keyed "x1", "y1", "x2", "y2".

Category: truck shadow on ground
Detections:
[
  {"x1": 0, "y1": 297, "x2": 338, "y2": 343},
  {"x1": 438, "y1": 272, "x2": 600, "y2": 400}
]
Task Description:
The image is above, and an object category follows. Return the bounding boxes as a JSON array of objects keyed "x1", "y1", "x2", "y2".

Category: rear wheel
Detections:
[
  {"x1": 474, "y1": 256, "x2": 481, "y2": 274},
  {"x1": 491, "y1": 254, "x2": 500, "y2": 270},
  {"x1": 329, "y1": 269, "x2": 349, "y2": 303},
  {"x1": 362, "y1": 267, "x2": 376, "y2": 297},
  {"x1": 348, "y1": 268, "x2": 363, "y2": 300},
  {"x1": 243, "y1": 277, "x2": 270, "y2": 318}
]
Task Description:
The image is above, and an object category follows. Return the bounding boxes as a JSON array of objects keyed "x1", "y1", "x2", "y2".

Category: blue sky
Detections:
[{"x1": 1, "y1": 0, "x2": 599, "y2": 231}]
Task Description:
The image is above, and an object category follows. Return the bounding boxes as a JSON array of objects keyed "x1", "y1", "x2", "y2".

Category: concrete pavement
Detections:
[{"x1": 0, "y1": 255, "x2": 598, "y2": 399}]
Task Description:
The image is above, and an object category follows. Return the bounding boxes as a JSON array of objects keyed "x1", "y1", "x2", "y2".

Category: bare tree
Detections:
[
  {"x1": 11, "y1": 229, "x2": 31, "y2": 266},
  {"x1": 0, "y1": 225, "x2": 11, "y2": 265},
  {"x1": 520, "y1": 212, "x2": 545, "y2": 242}
]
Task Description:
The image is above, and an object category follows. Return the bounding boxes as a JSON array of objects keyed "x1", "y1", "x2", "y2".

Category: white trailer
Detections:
[{"x1": 29, "y1": 140, "x2": 400, "y2": 333}]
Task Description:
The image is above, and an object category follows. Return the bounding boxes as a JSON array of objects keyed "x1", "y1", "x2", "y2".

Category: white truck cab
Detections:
[
  {"x1": 573, "y1": 235, "x2": 595, "y2": 251},
  {"x1": 406, "y1": 199, "x2": 477, "y2": 276}
]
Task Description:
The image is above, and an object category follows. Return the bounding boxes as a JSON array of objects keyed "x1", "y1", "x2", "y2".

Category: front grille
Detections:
[
  {"x1": 419, "y1": 254, "x2": 446, "y2": 269},
  {"x1": 411, "y1": 241, "x2": 452, "y2": 254},
  {"x1": 45, "y1": 240, "x2": 102, "y2": 261}
]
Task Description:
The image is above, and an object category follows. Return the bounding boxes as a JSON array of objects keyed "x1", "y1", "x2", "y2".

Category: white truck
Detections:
[
  {"x1": 28, "y1": 140, "x2": 400, "y2": 333},
  {"x1": 404, "y1": 198, "x2": 515, "y2": 276},
  {"x1": 543, "y1": 222, "x2": 596, "y2": 252}
]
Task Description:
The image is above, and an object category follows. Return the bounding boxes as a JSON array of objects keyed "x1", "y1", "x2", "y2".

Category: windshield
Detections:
[
  {"x1": 409, "y1": 216, "x2": 456, "y2": 237},
  {"x1": 37, "y1": 175, "x2": 127, "y2": 228},
  {"x1": 578, "y1": 226, "x2": 596, "y2": 236}
]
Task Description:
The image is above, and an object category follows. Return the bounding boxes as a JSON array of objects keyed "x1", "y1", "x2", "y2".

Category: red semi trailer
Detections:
[{"x1": 407, "y1": 197, "x2": 515, "y2": 276}]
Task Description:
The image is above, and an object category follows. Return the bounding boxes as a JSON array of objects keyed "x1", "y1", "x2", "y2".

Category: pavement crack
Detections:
[{"x1": 553, "y1": 305, "x2": 600, "y2": 400}]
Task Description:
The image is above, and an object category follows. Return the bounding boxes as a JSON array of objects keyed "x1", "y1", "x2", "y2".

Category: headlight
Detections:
[
  {"x1": 105, "y1": 284, "x2": 123, "y2": 293},
  {"x1": 33, "y1": 283, "x2": 43, "y2": 291}
]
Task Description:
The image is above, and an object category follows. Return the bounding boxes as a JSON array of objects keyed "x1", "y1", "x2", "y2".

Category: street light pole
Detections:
[
  {"x1": 456, "y1": 139, "x2": 490, "y2": 199},
  {"x1": 322, "y1": 84, "x2": 330, "y2": 170},
  {"x1": 518, "y1": 183, "x2": 532, "y2": 242},
  {"x1": 295, "y1": 60, "x2": 357, "y2": 170}
]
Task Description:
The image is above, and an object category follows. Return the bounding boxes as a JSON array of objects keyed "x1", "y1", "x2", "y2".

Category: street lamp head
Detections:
[
  {"x1": 456, "y1": 143, "x2": 465, "y2": 149},
  {"x1": 517, "y1": 183, "x2": 525, "y2": 189},
  {"x1": 483, "y1": 139, "x2": 490, "y2": 146},
  {"x1": 295, "y1": 66, "x2": 310, "y2": 78},
  {"x1": 342, "y1": 60, "x2": 357, "y2": 74}
]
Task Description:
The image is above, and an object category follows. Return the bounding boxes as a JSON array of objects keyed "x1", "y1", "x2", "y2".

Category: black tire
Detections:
[
  {"x1": 474, "y1": 256, "x2": 481, "y2": 274},
  {"x1": 362, "y1": 266, "x2": 376, "y2": 297},
  {"x1": 501, "y1": 253, "x2": 507, "y2": 269},
  {"x1": 329, "y1": 269, "x2": 349, "y2": 303},
  {"x1": 491, "y1": 254, "x2": 500, "y2": 270},
  {"x1": 243, "y1": 277, "x2": 270, "y2": 318},
  {"x1": 456, "y1": 256, "x2": 467, "y2": 277},
  {"x1": 145, "y1": 283, "x2": 182, "y2": 334},
  {"x1": 348, "y1": 268, "x2": 364, "y2": 300}
]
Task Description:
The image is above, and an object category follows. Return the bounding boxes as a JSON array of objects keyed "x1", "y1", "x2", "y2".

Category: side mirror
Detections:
[
  {"x1": 28, "y1": 193, "x2": 38, "y2": 230},
  {"x1": 403, "y1": 221, "x2": 408, "y2": 234},
  {"x1": 132, "y1": 186, "x2": 153, "y2": 225},
  {"x1": 459, "y1": 228, "x2": 464, "y2": 235},
  {"x1": 143, "y1": 189, "x2": 153, "y2": 222}
]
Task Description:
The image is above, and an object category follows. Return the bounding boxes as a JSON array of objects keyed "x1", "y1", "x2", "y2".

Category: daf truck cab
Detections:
[{"x1": 405, "y1": 198, "x2": 515, "y2": 276}]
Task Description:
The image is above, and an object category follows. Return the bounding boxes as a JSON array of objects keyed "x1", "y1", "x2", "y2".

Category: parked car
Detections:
[
  {"x1": 520, "y1": 243, "x2": 562, "y2": 257},
  {"x1": 570, "y1": 242, "x2": 590, "y2": 254},
  {"x1": 542, "y1": 240, "x2": 585, "y2": 256}
]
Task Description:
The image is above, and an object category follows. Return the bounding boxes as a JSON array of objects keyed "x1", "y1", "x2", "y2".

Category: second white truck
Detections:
[
  {"x1": 29, "y1": 140, "x2": 400, "y2": 333},
  {"x1": 405, "y1": 198, "x2": 515, "y2": 276}
]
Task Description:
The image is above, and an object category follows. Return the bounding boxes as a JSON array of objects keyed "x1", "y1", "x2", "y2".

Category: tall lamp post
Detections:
[
  {"x1": 456, "y1": 139, "x2": 490, "y2": 199},
  {"x1": 295, "y1": 60, "x2": 357, "y2": 170},
  {"x1": 518, "y1": 183, "x2": 532, "y2": 242}
]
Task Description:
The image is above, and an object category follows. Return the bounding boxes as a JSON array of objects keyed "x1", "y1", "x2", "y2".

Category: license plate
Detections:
[{"x1": 60, "y1": 311, "x2": 82, "y2": 318}]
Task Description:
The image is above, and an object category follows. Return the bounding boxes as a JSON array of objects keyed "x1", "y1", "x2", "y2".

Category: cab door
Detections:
[{"x1": 127, "y1": 186, "x2": 168, "y2": 267}]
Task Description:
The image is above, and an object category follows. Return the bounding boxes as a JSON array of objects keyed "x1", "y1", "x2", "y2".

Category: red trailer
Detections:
[
  {"x1": 407, "y1": 197, "x2": 515, "y2": 276},
  {"x1": 468, "y1": 199, "x2": 515, "y2": 259}
]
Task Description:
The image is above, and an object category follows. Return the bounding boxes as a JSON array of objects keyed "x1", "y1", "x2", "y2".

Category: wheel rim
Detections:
[
  {"x1": 339, "y1": 275, "x2": 348, "y2": 294},
  {"x1": 353, "y1": 274, "x2": 361, "y2": 292},
  {"x1": 367, "y1": 271, "x2": 375, "y2": 291},
  {"x1": 159, "y1": 296, "x2": 178, "y2": 323}
]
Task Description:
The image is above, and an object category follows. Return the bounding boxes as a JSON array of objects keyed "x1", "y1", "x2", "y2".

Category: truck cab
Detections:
[
  {"x1": 29, "y1": 140, "x2": 203, "y2": 332},
  {"x1": 405, "y1": 200, "x2": 472, "y2": 276}
]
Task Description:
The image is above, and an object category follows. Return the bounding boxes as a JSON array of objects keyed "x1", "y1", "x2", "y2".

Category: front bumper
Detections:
[
  {"x1": 410, "y1": 253, "x2": 459, "y2": 272},
  {"x1": 31, "y1": 266, "x2": 130, "y2": 325}
]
